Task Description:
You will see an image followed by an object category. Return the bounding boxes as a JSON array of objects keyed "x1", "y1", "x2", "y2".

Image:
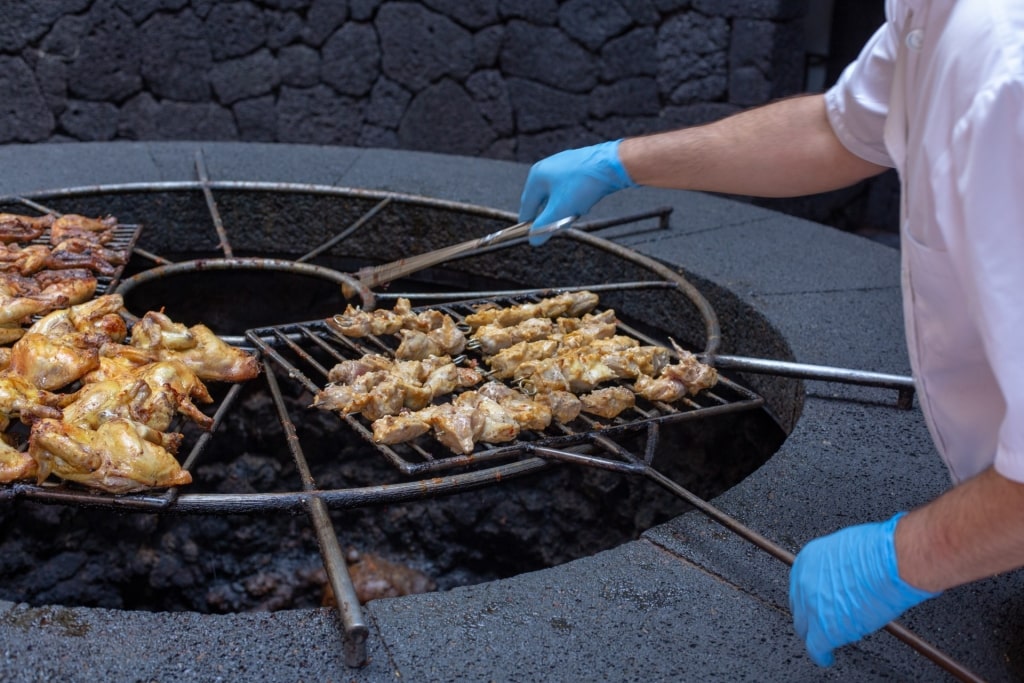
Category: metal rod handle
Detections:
[{"x1": 642, "y1": 467, "x2": 988, "y2": 683}]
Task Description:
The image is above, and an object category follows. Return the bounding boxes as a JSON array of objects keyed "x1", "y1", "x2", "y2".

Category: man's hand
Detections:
[
  {"x1": 518, "y1": 139, "x2": 635, "y2": 246},
  {"x1": 789, "y1": 513, "x2": 941, "y2": 666}
]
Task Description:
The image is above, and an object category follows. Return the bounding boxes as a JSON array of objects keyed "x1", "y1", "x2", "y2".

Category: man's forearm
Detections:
[
  {"x1": 896, "y1": 467, "x2": 1024, "y2": 592},
  {"x1": 619, "y1": 94, "x2": 888, "y2": 198}
]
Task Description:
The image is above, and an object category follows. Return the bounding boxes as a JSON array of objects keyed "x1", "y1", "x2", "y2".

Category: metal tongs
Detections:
[{"x1": 350, "y1": 216, "x2": 575, "y2": 291}]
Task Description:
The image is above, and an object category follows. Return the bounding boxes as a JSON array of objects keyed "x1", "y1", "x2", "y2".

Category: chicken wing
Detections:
[{"x1": 0, "y1": 436, "x2": 36, "y2": 483}]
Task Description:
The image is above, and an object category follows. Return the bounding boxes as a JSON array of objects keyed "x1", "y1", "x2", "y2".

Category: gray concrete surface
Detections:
[{"x1": 0, "y1": 142, "x2": 1019, "y2": 682}]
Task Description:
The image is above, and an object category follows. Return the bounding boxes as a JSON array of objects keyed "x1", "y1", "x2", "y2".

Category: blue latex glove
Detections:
[
  {"x1": 789, "y1": 512, "x2": 941, "y2": 666},
  {"x1": 519, "y1": 139, "x2": 636, "y2": 246}
]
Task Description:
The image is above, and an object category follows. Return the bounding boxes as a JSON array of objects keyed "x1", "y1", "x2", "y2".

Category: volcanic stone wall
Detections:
[{"x1": 3, "y1": 0, "x2": 808, "y2": 163}]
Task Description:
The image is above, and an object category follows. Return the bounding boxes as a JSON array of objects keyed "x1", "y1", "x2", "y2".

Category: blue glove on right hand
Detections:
[
  {"x1": 789, "y1": 512, "x2": 941, "y2": 667},
  {"x1": 519, "y1": 139, "x2": 636, "y2": 246}
]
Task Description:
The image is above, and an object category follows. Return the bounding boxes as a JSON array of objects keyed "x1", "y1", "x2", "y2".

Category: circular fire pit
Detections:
[{"x1": 0, "y1": 143, "x2": 1019, "y2": 683}]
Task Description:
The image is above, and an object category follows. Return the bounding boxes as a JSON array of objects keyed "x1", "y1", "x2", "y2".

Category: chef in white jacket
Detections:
[{"x1": 517, "y1": 0, "x2": 1024, "y2": 666}]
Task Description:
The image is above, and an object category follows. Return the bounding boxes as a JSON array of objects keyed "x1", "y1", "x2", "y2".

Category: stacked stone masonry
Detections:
[{"x1": 3, "y1": 0, "x2": 809, "y2": 163}]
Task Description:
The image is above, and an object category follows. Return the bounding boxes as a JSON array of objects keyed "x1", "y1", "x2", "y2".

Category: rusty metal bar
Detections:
[
  {"x1": 264, "y1": 361, "x2": 368, "y2": 667},
  {"x1": 641, "y1": 467, "x2": 988, "y2": 683},
  {"x1": 707, "y1": 354, "x2": 916, "y2": 409},
  {"x1": 194, "y1": 150, "x2": 233, "y2": 257}
]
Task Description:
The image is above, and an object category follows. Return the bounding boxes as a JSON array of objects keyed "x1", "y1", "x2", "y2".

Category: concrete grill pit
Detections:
[{"x1": 0, "y1": 143, "x2": 1020, "y2": 683}]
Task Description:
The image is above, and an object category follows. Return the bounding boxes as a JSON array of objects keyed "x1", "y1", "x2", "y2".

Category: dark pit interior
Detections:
[{"x1": 0, "y1": 187, "x2": 799, "y2": 613}]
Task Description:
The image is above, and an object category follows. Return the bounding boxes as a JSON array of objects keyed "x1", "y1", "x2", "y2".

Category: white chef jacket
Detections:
[{"x1": 825, "y1": 0, "x2": 1024, "y2": 484}]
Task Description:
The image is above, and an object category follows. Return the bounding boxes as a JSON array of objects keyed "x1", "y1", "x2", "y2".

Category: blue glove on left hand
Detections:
[
  {"x1": 789, "y1": 512, "x2": 941, "y2": 666},
  {"x1": 519, "y1": 139, "x2": 636, "y2": 246}
]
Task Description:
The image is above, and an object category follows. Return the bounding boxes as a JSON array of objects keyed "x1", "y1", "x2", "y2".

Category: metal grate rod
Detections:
[{"x1": 264, "y1": 361, "x2": 368, "y2": 667}]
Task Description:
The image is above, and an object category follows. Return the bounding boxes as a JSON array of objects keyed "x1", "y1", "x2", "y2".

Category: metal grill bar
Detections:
[{"x1": 263, "y1": 361, "x2": 368, "y2": 667}]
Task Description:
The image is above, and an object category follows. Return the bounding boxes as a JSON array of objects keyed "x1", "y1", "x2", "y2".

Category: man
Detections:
[{"x1": 517, "y1": 0, "x2": 1024, "y2": 667}]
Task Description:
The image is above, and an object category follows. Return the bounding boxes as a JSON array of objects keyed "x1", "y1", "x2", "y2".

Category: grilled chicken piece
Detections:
[
  {"x1": 326, "y1": 354, "x2": 394, "y2": 384},
  {"x1": 533, "y1": 389, "x2": 582, "y2": 423},
  {"x1": 454, "y1": 391, "x2": 519, "y2": 445},
  {"x1": 420, "y1": 403, "x2": 474, "y2": 454},
  {"x1": 28, "y1": 294, "x2": 126, "y2": 339},
  {"x1": 394, "y1": 315, "x2": 466, "y2": 360},
  {"x1": 8, "y1": 332, "x2": 102, "y2": 390},
  {"x1": 553, "y1": 310, "x2": 619, "y2": 348},
  {"x1": 487, "y1": 339, "x2": 559, "y2": 379},
  {"x1": 49, "y1": 213, "x2": 117, "y2": 245},
  {"x1": 579, "y1": 386, "x2": 635, "y2": 419},
  {"x1": 634, "y1": 344, "x2": 718, "y2": 401},
  {"x1": 34, "y1": 268, "x2": 98, "y2": 306},
  {"x1": 0, "y1": 213, "x2": 53, "y2": 243},
  {"x1": 0, "y1": 372, "x2": 64, "y2": 429},
  {"x1": 424, "y1": 392, "x2": 519, "y2": 454},
  {"x1": 470, "y1": 317, "x2": 555, "y2": 355},
  {"x1": 327, "y1": 298, "x2": 447, "y2": 338},
  {"x1": 477, "y1": 381, "x2": 552, "y2": 431},
  {"x1": 130, "y1": 311, "x2": 259, "y2": 382},
  {"x1": 315, "y1": 354, "x2": 482, "y2": 419},
  {"x1": 371, "y1": 411, "x2": 433, "y2": 445},
  {"x1": 602, "y1": 345, "x2": 672, "y2": 380},
  {"x1": 47, "y1": 238, "x2": 126, "y2": 275},
  {"x1": 28, "y1": 417, "x2": 191, "y2": 494},
  {"x1": 0, "y1": 323, "x2": 25, "y2": 345},
  {"x1": 0, "y1": 243, "x2": 51, "y2": 275},
  {"x1": 463, "y1": 290, "x2": 600, "y2": 329},
  {"x1": 513, "y1": 357, "x2": 571, "y2": 394},
  {"x1": 59, "y1": 379, "x2": 185, "y2": 451},
  {"x1": 0, "y1": 435, "x2": 36, "y2": 483},
  {"x1": 0, "y1": 290, "x2": 64, "y2": 325}
]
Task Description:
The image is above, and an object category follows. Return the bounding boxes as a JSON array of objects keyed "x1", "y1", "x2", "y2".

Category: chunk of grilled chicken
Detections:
[
  {"x1": 476, "y1": 381, "x2": 552, "y2": 431},
  {"x1": 633, "y1": 343, "x2": 718, "y2": 401},
  {"x1": 28, "y1": 294, "x2": 127, "y2": 340},
  {"x1": 393, "y1": 315, "x2": 466, "y2": 360},
  {"x1": 463, "y1": 290, "x2": 600, "y2": 329},
  {"x1": 315, "y1": 355, "x2": 482, "y2": 418},
  {"x1": 533, "y1": 389, "x2": 582, "y2": 424},
  {"x1": 0, "y1": 213, "x2": 53, "y2": 243},
  {"x1": 579, "y1": 386, "x2": 635, "y2": 419},
  {"x1": 469, "y1": 317, "x2": 555, "y2": 355},
  {"x1": 0, "y1": 373, "x2": 64, "y2": 429},
  {"x1": 0, "y1": 243, "x2": 51, "y2": 275},
  {"x1": 371, "y1": 411, "x2": 433, "y2": 445},
  {"x1": 59, "y1": 379, "x2": 185, "y2": 451},
  {"x1": 130, "y1": 311, "x2": 259, "y2": 382},
  {"x1": 601, "y1": 345, "x2": 672, "y2": 380},
  {"x1": 327, "y1": 298, "x2": 447, "y2": 338},
  {"x1": 0, "y1": 291, "x2": 65, "y2": 325},
  {"x1": 33, "y1": 269, "x2": 98, "y2": 307},
  {"x1": 486, "y1": 339, "x2": 560, "y2": 379},
  {"x1": 0, "y1": 436, "x2": 36, "y2": 483},
  {"x1": 49, "y1": 213, "x2": 117, "y2": 245},
  {"x1": 370, "y1": 389, "x2": 521, "y2": 454},
  {"x1": 8, "y1": 332, "x2": 102, "y2": 391},
  {"x1": 29, "y1": 417, "x2": 191, "y2": 494},
  {"x1": 47, "y1": 238, "x2": 127, "y2": 275}
]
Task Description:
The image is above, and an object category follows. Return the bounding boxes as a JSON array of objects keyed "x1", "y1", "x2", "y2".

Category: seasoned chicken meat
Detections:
[
  {"x1": 579, "y1": 386, "x2": 635, "y2": 419},
  {"x1": 29, "y1": 417, "x2": 191, "y2": 494},
  {"x1": 0, "y1": 213, "x2": 53, "y2": 243},
  {"x1": 130, "y1": 311, "x2": 259, "y2": 382},
  {"x1": 463, "y1": 290, "x2": 599, "y2": 329},
  {"x1": 634, "y1": 343, "x2": 718, "y2": 401},
  {"x1": 469, "y1": 317, "x2": 555, "y2": 355},
  {"x1": 8, "y1": 332, "x2": 102, "y2": 391},
  {"x1": 0, "y1": 436, "x2": 36, "y2": 483},
  {"x1": 49, "y1": 213, "x2": 117, "y2": 245},
  {"x1": 328, "y1": 298, "x2": 448, "y2": 337}
]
